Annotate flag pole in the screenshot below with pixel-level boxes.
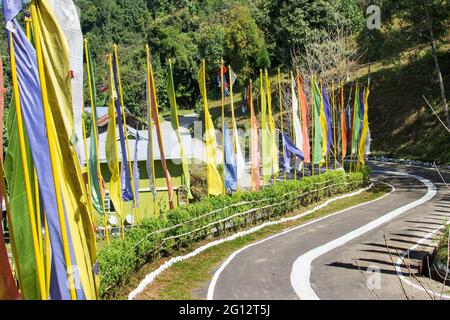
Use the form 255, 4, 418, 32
350, 83, 358, 173
249, 79, 255, 191
259, 70, 265, 188
332, 80, 337, 171
113, 45, 139, 224
229, 65, 239, 191
81, 110, 94, 221
30, 2, 77, 298
8, 32, 47, 300
146, 46, 158, 217
340, 81, 345, 170
311, 75, 315, 176
278, 68, 286, 181
84, 39, 109, 243
220, 59, 226, 193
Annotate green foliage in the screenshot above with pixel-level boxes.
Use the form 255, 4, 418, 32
71, 0, 364, 115
98, 170, 368, 298
250, 0, 364, 67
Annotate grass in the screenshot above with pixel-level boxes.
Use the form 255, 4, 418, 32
115, 182, 390, 300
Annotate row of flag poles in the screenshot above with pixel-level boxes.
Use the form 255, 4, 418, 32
0, 0, 371, 300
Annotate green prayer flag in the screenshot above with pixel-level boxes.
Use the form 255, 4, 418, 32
312, 79, 324, 165
351, 84, 362, 155
4, 99, 40, 300
86, 47, 104, 213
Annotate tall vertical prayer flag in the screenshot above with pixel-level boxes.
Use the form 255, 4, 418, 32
249, 80, 260, 191
282, 133, 304, 174
145, 47, 157, 202
10, 0, 98, 299
351, 84, 362, 155
297, 72, 310, 164
49, 0, 84, 160
228, 66, 245, 182
106, 55, 123, 219
111, 53, 134, 201
358, 87, 370, 164
224, 123, 237, 192
312, 78, 324, 165
85, 41, 104, 214
147, 54, 175, 209
322, 86, 332, 156
291, 74, 303, 171
198, 60, 223, 196
340, 83, 347, 162
261, 70, 272, 184
0, 54, 21, 300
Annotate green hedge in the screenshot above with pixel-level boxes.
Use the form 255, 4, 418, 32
98, 169, 370, 298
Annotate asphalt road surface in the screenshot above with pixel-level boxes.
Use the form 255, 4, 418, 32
207, 162, 450, 300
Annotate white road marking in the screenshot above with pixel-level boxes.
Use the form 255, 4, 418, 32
395, 222, 450, 299
128, 184, 375, 300
207, 182, 394, 300
290, 171, 436, 300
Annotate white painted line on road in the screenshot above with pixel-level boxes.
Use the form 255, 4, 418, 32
128, 184, 376, 300
207, 182, 394, 300
290, 171, 436, 300
395, 221, 450, 299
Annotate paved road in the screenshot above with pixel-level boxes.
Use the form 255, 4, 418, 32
207, 162, 450, 300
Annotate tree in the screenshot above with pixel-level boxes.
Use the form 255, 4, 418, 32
368, 0, 450, 127
223, 5, 270, 83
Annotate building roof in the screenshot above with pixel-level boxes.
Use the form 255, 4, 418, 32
84, 120, 223, 165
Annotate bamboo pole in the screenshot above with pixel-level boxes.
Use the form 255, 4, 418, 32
311, 76, 315, 176
30, 1, 77, 298
249, 80, 255, 191
332, 80, 337, 170
220, 60, 226, 193
9, 32, 47, 300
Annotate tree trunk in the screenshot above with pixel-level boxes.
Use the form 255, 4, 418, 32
426, 11, 450, 128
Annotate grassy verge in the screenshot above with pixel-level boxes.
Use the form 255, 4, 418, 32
116, 182, 390, 300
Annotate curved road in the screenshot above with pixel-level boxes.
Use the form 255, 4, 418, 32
207, 162, 450, 300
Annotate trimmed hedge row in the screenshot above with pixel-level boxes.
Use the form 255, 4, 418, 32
98, 169, 370, 298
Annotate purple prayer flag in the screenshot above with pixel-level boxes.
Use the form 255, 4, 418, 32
322, 86, 332, 156
112, 54, 133, 201
224, 123, 237, 192
282, 132, 304, 174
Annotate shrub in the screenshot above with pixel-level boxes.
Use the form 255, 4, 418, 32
98, 170, 368, 298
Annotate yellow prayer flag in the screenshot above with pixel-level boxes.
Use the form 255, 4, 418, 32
358, 87, 370, 164
106, 55, 123, 217
198, 60, 223, 196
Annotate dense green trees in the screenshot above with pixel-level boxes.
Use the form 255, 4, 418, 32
74, 0, 365, 114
